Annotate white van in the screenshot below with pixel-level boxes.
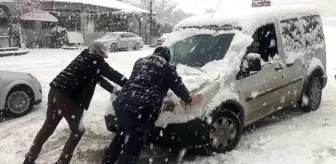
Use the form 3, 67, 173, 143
105, 4, 327, 154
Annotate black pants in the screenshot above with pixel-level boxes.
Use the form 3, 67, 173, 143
24, 88, 85, 164
102, 104, 156, 164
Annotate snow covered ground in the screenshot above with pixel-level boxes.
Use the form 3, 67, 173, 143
0, 26, 336, 164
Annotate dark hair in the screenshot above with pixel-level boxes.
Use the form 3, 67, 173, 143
153, 46, 171, 62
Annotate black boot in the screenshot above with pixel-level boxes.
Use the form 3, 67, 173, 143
23, 153, 37, 164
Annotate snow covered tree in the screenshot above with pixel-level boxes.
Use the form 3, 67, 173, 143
204, 8, 215, 14
12, 0, 42, 19
120, 0, 193, 25
171, 9, 194, 25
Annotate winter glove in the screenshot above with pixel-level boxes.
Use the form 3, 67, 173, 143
112, 87, 121, 96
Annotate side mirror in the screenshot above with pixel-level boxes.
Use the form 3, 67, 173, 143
244, 53, 262, 72
117, 37, 122, 40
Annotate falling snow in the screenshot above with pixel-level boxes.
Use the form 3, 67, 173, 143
302, 94, 310, 106
0, 13, 334, 163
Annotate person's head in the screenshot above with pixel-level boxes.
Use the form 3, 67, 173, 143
88, 41, 108, 58
153, 46, 171, 62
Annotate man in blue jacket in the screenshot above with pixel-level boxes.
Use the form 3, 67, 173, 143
102, 47, 203, 164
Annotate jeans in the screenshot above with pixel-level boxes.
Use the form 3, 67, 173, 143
24, 88, 85, 164
101, 104, 156, 164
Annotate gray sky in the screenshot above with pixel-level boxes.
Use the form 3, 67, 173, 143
176, 0, 220, 15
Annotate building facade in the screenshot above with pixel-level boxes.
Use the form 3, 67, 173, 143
0, 0, 151, 49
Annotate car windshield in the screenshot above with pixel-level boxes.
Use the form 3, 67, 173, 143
169, 33, 235, 67
101, 33, 120, 39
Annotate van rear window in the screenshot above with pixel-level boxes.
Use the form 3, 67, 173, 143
280, 15, 325, 54
301, 15, 325, 51
280, 18, 306, 53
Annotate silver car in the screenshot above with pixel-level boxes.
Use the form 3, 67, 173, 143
96, 32, 144, 52
0, 71, 42, 117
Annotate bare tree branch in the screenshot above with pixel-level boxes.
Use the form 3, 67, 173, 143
121, 0, 192, 25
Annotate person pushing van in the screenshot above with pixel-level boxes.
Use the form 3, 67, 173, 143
101, 46, 203, 164
23, 42, 127, 164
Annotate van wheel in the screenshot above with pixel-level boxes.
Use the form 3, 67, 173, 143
5, 86, 34, 117
302, 77, 322, 112
207, 110, 242, 154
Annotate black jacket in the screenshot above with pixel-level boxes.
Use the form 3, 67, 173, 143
50, 49, 127, 110
115, 55, 192, 114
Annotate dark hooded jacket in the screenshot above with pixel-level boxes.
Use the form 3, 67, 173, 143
50, 49, 127, 110
115, 49, 192, 115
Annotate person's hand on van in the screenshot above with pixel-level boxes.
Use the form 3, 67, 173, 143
191, 94, 204, 105
180, 94, 203, 107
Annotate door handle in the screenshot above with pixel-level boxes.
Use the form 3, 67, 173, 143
275, 64, 283, 71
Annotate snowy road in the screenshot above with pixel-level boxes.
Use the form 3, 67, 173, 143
1, 26, 336, 164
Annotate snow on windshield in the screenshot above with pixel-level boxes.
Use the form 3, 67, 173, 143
170, 33, 235, 68
162, 28, 217, 47
156, 31, 253, 127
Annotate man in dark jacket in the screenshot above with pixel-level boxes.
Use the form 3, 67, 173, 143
23, 42, 128, 164
101, 47, 203, 164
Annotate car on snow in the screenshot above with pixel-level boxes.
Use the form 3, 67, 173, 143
0, 71, 42, 117
95, 32, 144, 52
157, 33, 171, 46
105, 4, 327, 154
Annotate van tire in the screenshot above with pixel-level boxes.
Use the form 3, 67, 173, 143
301, 77, 322, 112
206, 110, 242, 154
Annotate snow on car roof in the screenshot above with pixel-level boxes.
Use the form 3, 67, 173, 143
174, 4, 319, 33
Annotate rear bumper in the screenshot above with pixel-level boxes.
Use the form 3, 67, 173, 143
323, 76, 328, 88
104, 114, 210, 149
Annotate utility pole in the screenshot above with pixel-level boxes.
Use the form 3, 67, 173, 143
52, 0, 55, 12
149, 0, 153, 45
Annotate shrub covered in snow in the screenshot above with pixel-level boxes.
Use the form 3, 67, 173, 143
51, 25, 68, 48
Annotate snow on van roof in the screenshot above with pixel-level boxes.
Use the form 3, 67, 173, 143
174, 4, 319, 33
